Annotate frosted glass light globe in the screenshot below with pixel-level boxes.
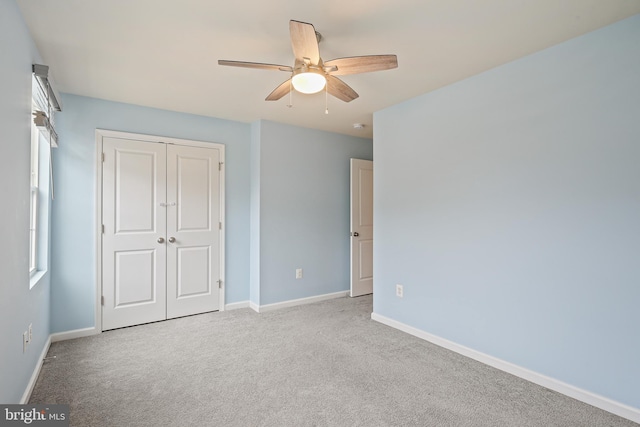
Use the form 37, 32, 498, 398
292, 71, 326, 94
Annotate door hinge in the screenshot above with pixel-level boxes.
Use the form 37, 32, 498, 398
101, 296, 104, 306
219, 222, 222, 230
218, 162, 223, 171
101, 152, 105, 162
217, 279, 223, 289
102, 224, 105, 234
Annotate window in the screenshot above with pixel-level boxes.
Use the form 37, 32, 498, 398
29, 64, 60, 287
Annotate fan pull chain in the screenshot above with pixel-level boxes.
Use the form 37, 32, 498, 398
325, 84, 329, 115
287, 80, 293, 108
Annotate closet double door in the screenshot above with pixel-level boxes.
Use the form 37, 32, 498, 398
101, 136, 222, 331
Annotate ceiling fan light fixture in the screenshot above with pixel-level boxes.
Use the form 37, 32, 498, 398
291, 70, 326, 94
218, 20, 397, 103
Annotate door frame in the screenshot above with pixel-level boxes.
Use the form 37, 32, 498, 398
95, 129, 226, 332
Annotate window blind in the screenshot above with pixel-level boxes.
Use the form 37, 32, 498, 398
32, 64, 61, 147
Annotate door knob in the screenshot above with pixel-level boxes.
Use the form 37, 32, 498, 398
168, 237, 176, 243
157, 237, 165, 244
352, 232, 359, 237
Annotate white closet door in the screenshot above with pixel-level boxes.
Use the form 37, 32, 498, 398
102, 137, 167, 331
166, 144, 221, 319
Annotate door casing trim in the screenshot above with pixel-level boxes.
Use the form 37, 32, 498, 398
95, 129, 226, 332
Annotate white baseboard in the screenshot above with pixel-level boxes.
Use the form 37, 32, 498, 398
249, 301, 260, 313
20, 335, 51, 404
225, 301, 250, 310
21, 327, 97, 404
51, 327, 98, 343
371, 312, 640, 424
252, 291, 349, 313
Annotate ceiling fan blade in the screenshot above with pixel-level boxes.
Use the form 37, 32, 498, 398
326, 75, 359, 102
265, 79, 292, 101
218, 60, 292, 72
324, 55, 398, 76
289, 20, 320, 64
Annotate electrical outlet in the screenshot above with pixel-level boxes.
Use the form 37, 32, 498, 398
23, 331, 29, 353
396, 284, 403, 298
295, 268, 303, 279
28, 323, 33, 342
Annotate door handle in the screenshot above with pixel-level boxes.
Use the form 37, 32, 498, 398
157, 237, 165, 244
168, 237, 176, 243
352, 232, 359, 237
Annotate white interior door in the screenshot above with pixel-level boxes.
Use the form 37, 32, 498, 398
102, 137, 167, 330
101, 135, 223, 331
166, 144, 221, 319
350, 159, 374, 297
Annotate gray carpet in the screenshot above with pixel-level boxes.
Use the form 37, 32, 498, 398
30, 296, 636, 427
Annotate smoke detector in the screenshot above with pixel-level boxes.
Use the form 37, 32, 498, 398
353, 123, 365, 130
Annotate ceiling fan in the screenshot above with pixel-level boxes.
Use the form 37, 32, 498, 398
218, 20, 398, 103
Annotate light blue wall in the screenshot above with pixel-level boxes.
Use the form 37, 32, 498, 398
51, 94, 251, 332
249, 121, 261, 305
252, 120, 373, 305
0, 0, 52, 403
373, 15, 640, 408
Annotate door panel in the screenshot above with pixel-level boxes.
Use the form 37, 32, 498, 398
166, 144, 221, 319
350, 159, 374, 297
177, 246, 211, 297
358, 240, 374, 280
114, 249, 156, 306
358, 168, 374, 227
176, 156, 211, 231
114, 151, 157, 233
102, 137, 167, 330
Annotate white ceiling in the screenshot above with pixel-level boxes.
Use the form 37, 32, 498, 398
17, 0, 640, 138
